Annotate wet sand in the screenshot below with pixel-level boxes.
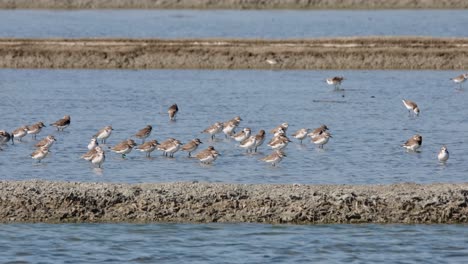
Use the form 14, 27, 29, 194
1, 180, 467, 224
0, 0, 467, 9
0, 37, 467, 70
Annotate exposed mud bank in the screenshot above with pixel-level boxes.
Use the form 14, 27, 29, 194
1, 181, 467, 224
0, 37, 467, 70
0, 0, 467, 9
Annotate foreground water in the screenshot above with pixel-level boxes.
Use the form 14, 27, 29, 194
0, 69, 467, 184
0, 223, 466, 263
0, 10, 467, 38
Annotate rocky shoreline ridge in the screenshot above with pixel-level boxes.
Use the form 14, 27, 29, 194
0, 0, 467, 9
1, 37, 467, 70
1, 180, 467, 224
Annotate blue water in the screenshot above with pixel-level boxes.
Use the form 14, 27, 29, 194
0, 223, 467, 263
0, 69, 467, 185
0, 10, 466, 38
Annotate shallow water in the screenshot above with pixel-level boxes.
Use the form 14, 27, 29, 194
0, 10, 467, 38
0, 69, 466, 184
0, 223, 467, 263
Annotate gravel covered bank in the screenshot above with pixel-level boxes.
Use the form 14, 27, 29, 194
0, 0, 467, 9
1, 37, 467, 70
1, 181, 467, 224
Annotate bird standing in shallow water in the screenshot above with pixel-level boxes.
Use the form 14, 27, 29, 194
402, 134, 422, 152
261, 150, 286, 166
402, 99, 420, 117
168, 104, 179, 121
94, 126, 113, 144
111, 139, 137, 158
195, 146, 219, 164
438, 145, 449, 163
135, 125, 152, 143
450, 73, 468, 90
50, 115, 71, 131
181, 138, 203, 157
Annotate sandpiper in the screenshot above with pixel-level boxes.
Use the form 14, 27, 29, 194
438, 145, 449, 163
157, 138, 182, 158
240, 135, 257, 153
81, 147, 98, 161
87, 137, 99, 150
261, 150, 286, 166
222, 116, 242, 138
168, 103, 179, 121
31, 146, 50, 163
135, 125, 152, 143
312, 131, 332, 148
402, 99, 420, 116
326, 76, 344, 90
157, 138, 176, 156
195, 146, 219, 164
450, 73, 468, 89
0, 130, 12, 144
50, 115, 71, 131
268, 135, 291, 150
136, 139, 159, 157
402, 134, 422, 152
270, 123, 289, 135
11, 126, 28, 142
35, 135, 56, 148
292, 128, 310, 144
308, 125, 329, 140
181, 138, 203, 157
94, 126, 113, 144
90, 146, 105, 168
26, 122, 46, 139
111, 139, 137, 158
254, 130, 266, 152
202, 122, 224, 140
232, 127, 251, 142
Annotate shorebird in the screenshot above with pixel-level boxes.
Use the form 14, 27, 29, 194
223, 116, 242, 138
268, 135, 291, 150
157, 138, 182, 158
181, 138, 203, 157
136, 139, 159, 158
87, 137, 99, 150
90, 146, 105, 168
292, 128, 310, 144
202, 122, 224, 140
312, 131, 332, 148
402, 99, 420, 116
81, 147, 98, 161
195, 146, 219, 164
254, 130, 266, 152
232, 127, 251, 142
326, 76, 345, 90
308, 125, 329, 140
450, 73, 468, 89
168, 104, 179, 121
31, 146, 50, 163
270, 123, 289, 135
11, 126, 28, 143
0, 130, 12, 144
438, 145, 449, 163
402, 134, 422, 152
111, 139, 137, 158
50, 115, 71, 131
35, 135, 56, 148
261, 150, 286, 166
135, 125, 152, 143
26, 122, 46, 139
240, 136, 257, 153
94, 126, 113, 144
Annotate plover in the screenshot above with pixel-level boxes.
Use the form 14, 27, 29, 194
157, 138, 176, 156
438, 145, 449, 162
35, 135, 56, 148
181, 138, 203, 157
111, 139, 137, 158
87, 137, 99, 150
261, 150, 286, 166
94, 126, 113, 144
402, 134, 422, 152
50, 115, 71, 131
136, 139, 159, 157
326, 76, 344, 90
254, 129, 266, 152
450, 73, 468, 89
0, 130, 12, 144
402, 99, 420, 116
31, 146, 50, 163
270, 123, 289, 135
312, 131, 332, 148
308, 125, 329, 140
268, 135, 291, 150
222, 116, 242, 138
168, 103, 179, 121
195, 146, 219, 164
158, 139, 182, 158
232, 127, 251, 142
202, 122, 224, 140
26, 122, 46, 139
240, 135, 257, 153
11, 126, 28, 142
292, 128, 310, 144
90, 146, 105, 168
135, 125, 152, 143
81, 147, 98, 161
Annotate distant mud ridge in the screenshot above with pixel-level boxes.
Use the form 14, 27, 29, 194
0, 0, 467, 9
0, 37, 467, 70
1, 181, 468, 224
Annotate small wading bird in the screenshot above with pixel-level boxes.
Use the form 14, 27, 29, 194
402, 134, 422, 152
312, 131, 332, 149
87, 137, 99, 150
181, 138, 203, 157
157, 138, 182, 158
35, 135, 56, 148
26, 122, 46, 140
50, 115, 71, 131
450, 73, 468, 90
135, 125, 152, 143
326, 76, 345, 90
308, 124, 329, 140
402, 99, 420, 117
94, 126, 113, 144
11, 126, 28, 143
202, 122, 223, 140
261, 150, 286, 166
254, 130, 266, 152
31, 146, 50, 163
195, 146, 219, 164
82, 146, 105, 168
136, 139, 159, 158
168, 104, 179, 121
111, 139, 137, 158
292, 128, 310, 144
437, 145, 449, 163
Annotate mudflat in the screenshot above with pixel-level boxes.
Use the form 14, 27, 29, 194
0, 37, 467, 70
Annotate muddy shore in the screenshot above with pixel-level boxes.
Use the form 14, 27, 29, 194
1, 180, 467, 224
0, 37, 467, 70
0, 0, 467, 9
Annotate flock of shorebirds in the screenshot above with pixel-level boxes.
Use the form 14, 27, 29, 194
0, 72, 466, 168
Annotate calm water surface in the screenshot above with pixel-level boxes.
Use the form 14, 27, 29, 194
0, 223, 467, 263
0, 10, 467, 38
0, 69, 467, 184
